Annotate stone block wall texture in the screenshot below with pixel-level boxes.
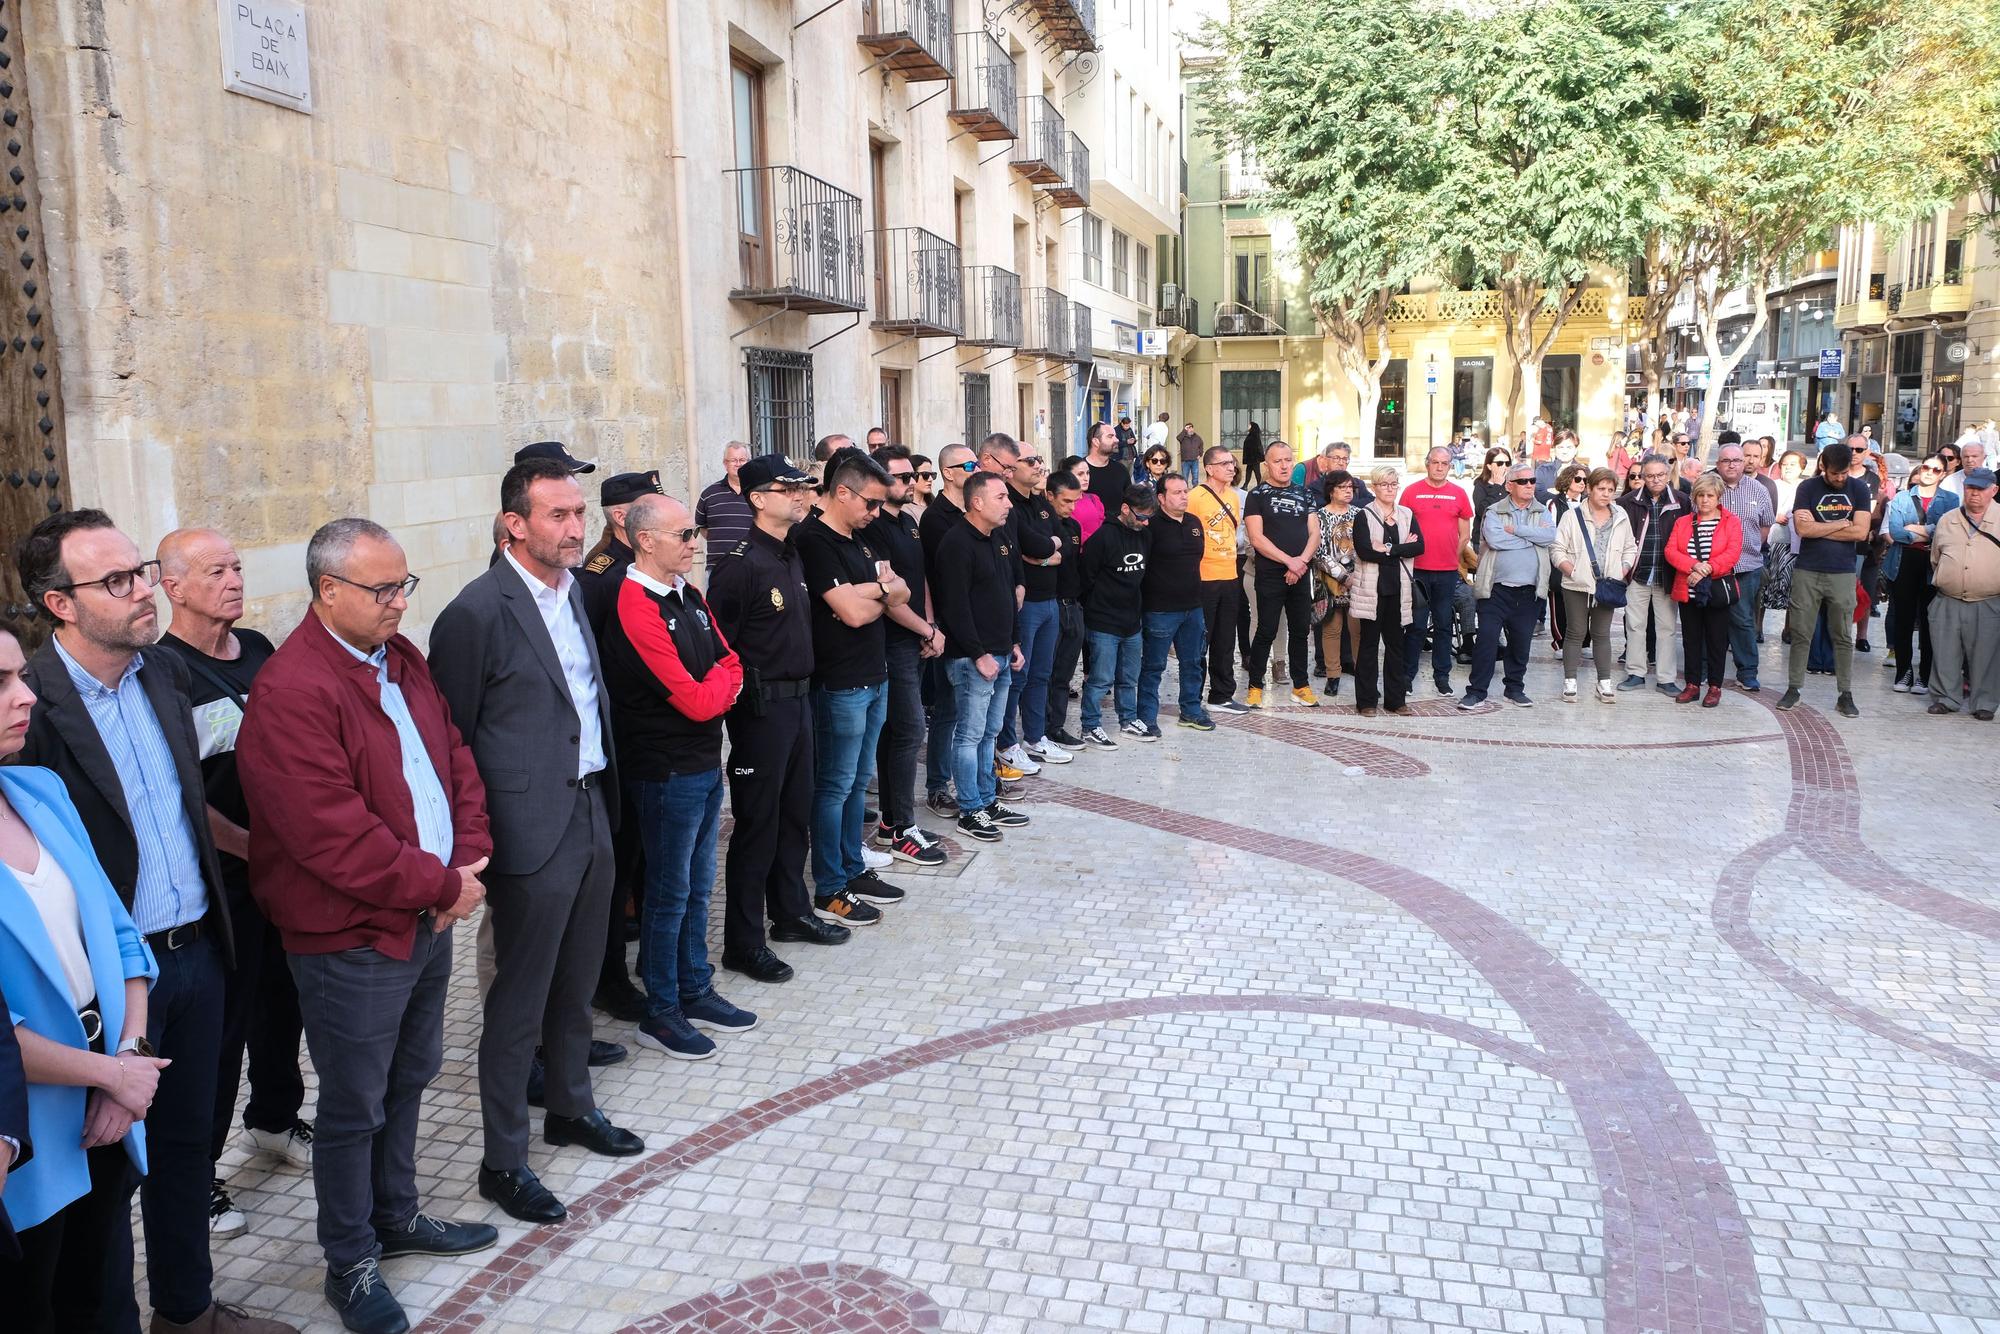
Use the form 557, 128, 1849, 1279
21, 1, 680, 634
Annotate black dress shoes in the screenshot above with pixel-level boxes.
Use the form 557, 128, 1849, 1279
545, 1109, 646, 1157
477, 1163, 566, 1224
376, 1212, 499, 1259
769, 915, 850, 946
588, 1039, 627, 1067
591, 983, 649, 1023
722, 946, 794, 983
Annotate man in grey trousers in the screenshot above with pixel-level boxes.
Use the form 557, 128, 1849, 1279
430, 454, 646, 1228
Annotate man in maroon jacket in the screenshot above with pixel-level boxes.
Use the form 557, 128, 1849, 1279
237, 518, 497, 1334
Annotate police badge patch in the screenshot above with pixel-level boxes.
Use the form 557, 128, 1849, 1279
770, 586, 785, 610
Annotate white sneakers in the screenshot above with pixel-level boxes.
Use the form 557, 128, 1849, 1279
245, 1121, 314, 1170
861, 846, 893, 871
1023, 738, 1073, 765
996, 743, 1043, 776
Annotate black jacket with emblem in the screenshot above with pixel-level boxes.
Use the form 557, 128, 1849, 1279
933, 520, 1018, 659
598, 570, 744, 778
707, 527, 814, 681
577, 536, 635, 636
1080, 518, 1151, 636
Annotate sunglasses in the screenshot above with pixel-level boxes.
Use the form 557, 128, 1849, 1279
888, 469, 916, 481
1507, 477, 1536, 486
916, 470, 935, 480
1018, 456, 1044, 468
640, 526, 700, 543
956, 459, 980, 473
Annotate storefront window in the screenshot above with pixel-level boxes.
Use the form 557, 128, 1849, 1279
1540, 355, 1580, 431
1452, 357, 1493, 445
1375, 360, 1407, 458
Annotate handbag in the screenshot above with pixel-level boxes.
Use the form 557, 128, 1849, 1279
1761, 542, 1794, 610
1573, 508, 1626, 608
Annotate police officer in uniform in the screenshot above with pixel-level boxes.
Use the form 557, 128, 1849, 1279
708, 455, 851, 983
579, 469, 664, 1020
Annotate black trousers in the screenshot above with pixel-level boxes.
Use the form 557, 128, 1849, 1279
875, 637, 924, 831
1888, 550, 1935, 683
1354, 616, 1407, 711
0, 1143, 139, 1333
1045, 599, 1083, 735
211, 880, 305, 1160
1249, 567, 1312, 689
723, 695, 815, 957
1199, 578, 1240, 703
134, 931, 227, 1323
1469, 583, 1540, 699
1679, 600, 1731, 687
598, 781, 647, 997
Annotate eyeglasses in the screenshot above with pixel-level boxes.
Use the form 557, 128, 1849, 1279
326, 572, 421, 605
55, 559, 161, 600
1917, 465, 1941, 474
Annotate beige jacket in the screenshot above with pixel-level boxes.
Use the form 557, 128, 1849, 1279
1348, 502, 1417, 625
1552, 503, 1639, 595
1928, 504, 2000, 602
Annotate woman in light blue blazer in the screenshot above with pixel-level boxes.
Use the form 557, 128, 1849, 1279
0, 617, 164, 1332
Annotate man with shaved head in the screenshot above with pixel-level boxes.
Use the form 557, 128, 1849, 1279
156, 528, 312, 1240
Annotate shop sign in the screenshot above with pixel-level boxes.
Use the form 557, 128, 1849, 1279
1818, 347, 1843, 378
1732, 389, 1789, 441
1138, 329, 1169, 356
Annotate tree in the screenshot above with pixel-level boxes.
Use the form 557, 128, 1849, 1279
1194, 0, 1684, 445
1673, 0, 2000, 457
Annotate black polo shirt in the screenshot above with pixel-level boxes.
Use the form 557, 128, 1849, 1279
707, 525, 814, 681
863, 506, 927, 646
793, 512, 888, 689
934, 521, 1017, 658
919, 492, 964, 568
1142, 511, 1205, 613
578, 535, 636, 635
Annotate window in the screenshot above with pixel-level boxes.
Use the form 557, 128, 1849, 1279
1112, 230, 1130, 297
1136, 244, 1151, 305
746, 348, 814, 463
1220, 370, 1282, 455
963, 372, 991, 445
1081, 214, 1103, 285
1230, 236, 1272, 312
731, 55, 769, 288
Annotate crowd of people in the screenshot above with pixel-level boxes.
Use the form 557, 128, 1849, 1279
0, 414, 1996, 1334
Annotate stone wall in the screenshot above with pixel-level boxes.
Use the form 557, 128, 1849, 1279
22, 1, 680, 635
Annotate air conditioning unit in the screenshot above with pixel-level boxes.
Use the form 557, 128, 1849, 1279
1214, 311, 1248, 335
1161, 282, 1181, 307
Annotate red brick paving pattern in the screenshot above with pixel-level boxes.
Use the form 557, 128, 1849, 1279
612, 1262, 942, 1334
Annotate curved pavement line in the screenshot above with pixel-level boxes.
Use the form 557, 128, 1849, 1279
418, 995, 1565, 1332
1308, 727, 1786, 752
1210, 711, 1430, 777
1711, 833, 2000, 1082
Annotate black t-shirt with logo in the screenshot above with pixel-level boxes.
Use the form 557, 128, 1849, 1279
1243, 483, 1317, 573
862, 507, 927, 646
154, 629, 276, 883
1793, 476, 1874, 574
793, 512, 889, 688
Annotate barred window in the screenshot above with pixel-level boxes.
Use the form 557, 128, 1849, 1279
746, 348, 815, 465
963, 372, 991, 446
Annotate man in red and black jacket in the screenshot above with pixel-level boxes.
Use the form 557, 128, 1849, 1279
597, 493, 754, 1064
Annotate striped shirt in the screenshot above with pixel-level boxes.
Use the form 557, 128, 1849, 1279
50, 637, 208, 934
324, 622, 455, 865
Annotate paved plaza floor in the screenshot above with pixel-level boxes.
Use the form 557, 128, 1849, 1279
180, 636, 1999, 1334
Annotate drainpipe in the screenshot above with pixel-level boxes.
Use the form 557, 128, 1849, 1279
664, 0, 702, 507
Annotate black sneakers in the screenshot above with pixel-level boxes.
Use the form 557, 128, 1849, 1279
814, 889, 882, 926
957, 808, 1003, 842
845, 870, 907, 905
986, 803, 1029, 828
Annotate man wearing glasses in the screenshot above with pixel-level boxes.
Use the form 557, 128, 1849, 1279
1714, 441, 1774, 690
236, 517, 494, 1332
1460, 466, 1554, 709
918, 444, 974, 815
993, 436, 1065, 773
794, 451, 912, 926
1615, 455, 1689, 693
18, 510, 298, 1334
865, 445, 950, 866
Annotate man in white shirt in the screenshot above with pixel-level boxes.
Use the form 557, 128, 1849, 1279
1943, 439, 1988, 500
1143, 411, 1170, 457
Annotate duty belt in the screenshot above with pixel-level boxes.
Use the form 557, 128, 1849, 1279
759, 678, 811, 701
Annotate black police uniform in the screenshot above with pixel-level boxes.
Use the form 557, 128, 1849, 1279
707, 524, 822, 962
578, 536, 636, 638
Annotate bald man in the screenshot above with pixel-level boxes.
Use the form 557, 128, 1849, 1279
154, 529, 312, 1238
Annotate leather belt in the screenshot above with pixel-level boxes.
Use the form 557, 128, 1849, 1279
146, 920, 204, 953
77, 1002, 104, 1050
571, 770, 604, 791
759, 678, 811, 701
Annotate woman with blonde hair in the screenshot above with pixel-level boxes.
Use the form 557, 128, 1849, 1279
1349, 466, 1425, 715
1311, 470, 1360, 697
1552, 468, 1639, 701
1664, 472, 1746, 707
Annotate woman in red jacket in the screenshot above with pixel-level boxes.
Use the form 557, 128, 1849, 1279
1665, 472, 1745, 707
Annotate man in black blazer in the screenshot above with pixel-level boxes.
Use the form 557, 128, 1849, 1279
16, 510, 290, 1333
0, 975, 29, 1261
430, 457, 645, 1226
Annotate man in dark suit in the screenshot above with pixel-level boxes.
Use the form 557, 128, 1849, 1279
0, 974, 29, 1260
430, 457, 645, 1226
16, 509, 291, 1333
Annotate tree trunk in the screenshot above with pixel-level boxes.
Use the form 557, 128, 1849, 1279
1498, 275, 1585, 440
1323, 301, 1391, 459
1694, 269, 1771, 462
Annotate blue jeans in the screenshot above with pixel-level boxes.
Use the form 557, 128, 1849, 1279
1138, 608, 1208, 725
811, 682, 887, 895
635, 769, 722, 1020
1180, 460, 1200, 487
1727, 566, 1763, 681
1005, 597, 1061, 747
1405, 568, 1463, 690
947, 657, 1010, 813
1081, 629, 1141, 731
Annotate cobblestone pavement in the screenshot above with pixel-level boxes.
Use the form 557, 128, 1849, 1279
175, 636, 1999, 1334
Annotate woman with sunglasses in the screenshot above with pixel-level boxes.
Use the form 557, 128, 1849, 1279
1937, 443, 1961, 476
1471, 447, 1515, 546
1137, 447, 1172, 489
1545, 463, 1592, 657
907, 454, 935, 516
1883, 453, 1957, 693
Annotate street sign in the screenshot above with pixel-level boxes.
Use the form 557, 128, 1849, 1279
1138, 329, 1168, 356
1424, 368, 1438, 395
1818, 347, 1843, 378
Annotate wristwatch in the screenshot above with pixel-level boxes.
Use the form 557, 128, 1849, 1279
117, 1036, 157, 1058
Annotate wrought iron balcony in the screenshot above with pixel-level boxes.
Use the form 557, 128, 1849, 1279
1156, 295, 1195, 330
1021, 287, 1073, 359
1212, 299, 1287, 336
871, 227, 963, 337
1010, 96, 1066, 185
1046, 132, 1089, 208
947, 31, 1017, 141
1069, 299, 1094, 363
1023, 0, 1096, 53
961, 265, 1023, 348
859, 0, 953, 82
726, 165, 867, 314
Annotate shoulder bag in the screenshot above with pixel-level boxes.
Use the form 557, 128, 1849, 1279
1574, 508, 1627, 608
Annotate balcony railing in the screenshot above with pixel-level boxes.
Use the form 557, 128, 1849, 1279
726, 165, 867, 314
1023, 0, 1096, 53
1069, 300, 1093, 363
1021, 287, 1072, 358
1011, 96, 1066, 184
1212, 299, 1286, 336
961, 265, 1022, 348
859, 0, 953, 82
1046, 132, 1089, 208
1157, 295, 1196, 330
871, 227, 963, 337
1221, 165, 1269, 199
947, 31, 1017, 141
